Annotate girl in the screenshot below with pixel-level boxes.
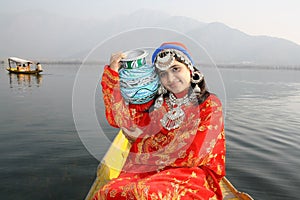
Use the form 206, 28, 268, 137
95, 42, 225, 200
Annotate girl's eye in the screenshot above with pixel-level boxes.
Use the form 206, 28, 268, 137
172, 66, 180, 72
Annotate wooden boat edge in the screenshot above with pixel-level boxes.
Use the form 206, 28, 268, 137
6, 67, 43, 74
220, 177, 254, 200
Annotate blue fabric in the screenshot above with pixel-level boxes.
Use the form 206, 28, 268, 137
151, 44, 194, 65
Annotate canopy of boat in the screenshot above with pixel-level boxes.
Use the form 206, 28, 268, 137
8, 57, 34, 64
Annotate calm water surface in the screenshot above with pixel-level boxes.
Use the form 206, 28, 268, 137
0, 63, 299, 199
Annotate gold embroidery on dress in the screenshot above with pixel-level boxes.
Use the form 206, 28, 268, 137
149, 177, 199, 200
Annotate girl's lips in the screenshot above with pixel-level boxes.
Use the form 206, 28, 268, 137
168, 83, 176, 89
169, 80, 180, 88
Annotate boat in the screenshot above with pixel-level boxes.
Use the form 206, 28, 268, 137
6, 57, 43, 74
85, 130, 254, 200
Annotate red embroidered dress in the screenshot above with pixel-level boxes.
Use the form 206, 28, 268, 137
94, 66, 226, 200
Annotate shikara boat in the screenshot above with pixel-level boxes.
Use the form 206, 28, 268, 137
85, 130, 254, 200
6, 57, 43, 74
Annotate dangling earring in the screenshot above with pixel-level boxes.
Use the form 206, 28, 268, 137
154, 85, 167, 109
191, 71, 204, 93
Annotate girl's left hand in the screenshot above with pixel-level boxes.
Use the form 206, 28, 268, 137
122, 127, 143, 143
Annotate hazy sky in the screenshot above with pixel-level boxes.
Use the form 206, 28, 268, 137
1, 0, 300, 45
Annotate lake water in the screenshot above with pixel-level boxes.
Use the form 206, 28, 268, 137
0, 63, 300, 200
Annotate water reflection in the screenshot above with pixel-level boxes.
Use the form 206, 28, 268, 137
8, 73, 42, 88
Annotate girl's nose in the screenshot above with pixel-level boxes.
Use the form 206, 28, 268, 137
166, 73, 174, 83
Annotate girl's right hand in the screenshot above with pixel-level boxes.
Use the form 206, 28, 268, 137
109, 52, 126, 72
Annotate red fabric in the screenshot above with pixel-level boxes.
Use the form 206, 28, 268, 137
101, 65, 153, 129
96, 66, 226, 200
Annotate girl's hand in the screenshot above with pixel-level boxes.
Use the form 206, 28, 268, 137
109, 52, 126, 72
122, 127, 143, 143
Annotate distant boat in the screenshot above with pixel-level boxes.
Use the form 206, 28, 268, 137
85, 130, 254, 200
6, 57, 43, 74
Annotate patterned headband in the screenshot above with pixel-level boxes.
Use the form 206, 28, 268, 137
152, 43, 194, 71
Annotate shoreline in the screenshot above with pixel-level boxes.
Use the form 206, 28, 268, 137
1, 59, 300, 70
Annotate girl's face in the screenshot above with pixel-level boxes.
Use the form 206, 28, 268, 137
158, 60, 191, 95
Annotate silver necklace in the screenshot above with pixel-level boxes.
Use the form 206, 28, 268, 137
160, 93, 190, 130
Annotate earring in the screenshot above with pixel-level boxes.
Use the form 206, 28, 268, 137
160, 85, 167, 94
191, 71, 204, 93
154, 85, 167, 109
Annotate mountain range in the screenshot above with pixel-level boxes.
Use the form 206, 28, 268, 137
1, 9, 300, 66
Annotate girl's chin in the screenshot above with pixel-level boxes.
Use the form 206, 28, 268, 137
170, 88, 189, 96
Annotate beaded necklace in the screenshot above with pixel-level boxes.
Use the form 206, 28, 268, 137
161, 93, 191, 130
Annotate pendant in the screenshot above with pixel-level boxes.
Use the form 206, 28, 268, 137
161, 106, 185, 130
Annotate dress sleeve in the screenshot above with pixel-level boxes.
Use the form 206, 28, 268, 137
101, 65, 153, 129
198, 94, 226, 180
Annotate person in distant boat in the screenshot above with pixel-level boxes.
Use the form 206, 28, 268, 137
17, 64, 26, 72
36, 62, 42, 71
94, 42, 226, 200
17, 64, 21, 71
26, 63, 31, 71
